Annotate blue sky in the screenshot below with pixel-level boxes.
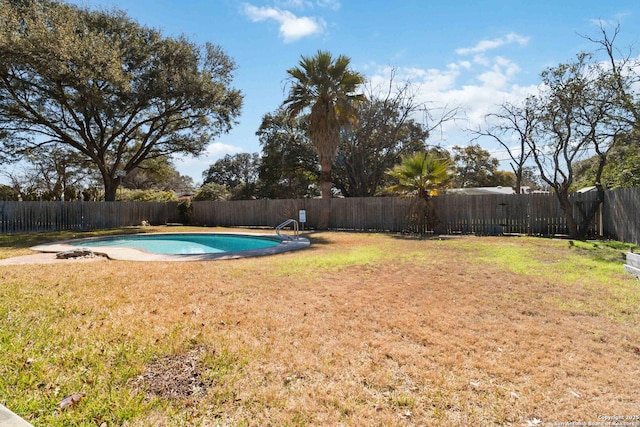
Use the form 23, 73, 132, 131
62, 0, 640, 184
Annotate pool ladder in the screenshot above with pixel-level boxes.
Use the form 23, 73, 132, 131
276, 219, 299, 240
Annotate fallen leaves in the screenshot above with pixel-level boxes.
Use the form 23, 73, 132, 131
59, 392, 85, 411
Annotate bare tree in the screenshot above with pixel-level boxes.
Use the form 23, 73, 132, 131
334, 68, 460, 197
529, 51, 631, 238
472, 97, 539, 193
584, 23, 640, 129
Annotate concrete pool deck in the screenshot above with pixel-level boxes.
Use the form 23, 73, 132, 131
0, 252, 110, 265
0, 404, 33, 427
24, 232, 310, 262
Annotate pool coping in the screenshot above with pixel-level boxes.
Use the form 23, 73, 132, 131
0, 404, 33, 427
30, 232, 310, 262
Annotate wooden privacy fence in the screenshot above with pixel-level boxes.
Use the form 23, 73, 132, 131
191, 192, 604, 237
0, 201, 178, 233
432, 192, 600, 236
1, 189, 638, 244
192, 197, 414, 231
602, 188, 640, 245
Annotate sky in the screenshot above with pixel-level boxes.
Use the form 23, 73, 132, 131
55, 0, 640, 184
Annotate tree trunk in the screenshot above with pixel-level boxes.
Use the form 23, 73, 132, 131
514, 169, 522, 194
317, 170, 332, 230
554, 184, 605, 240
555, 189, 579, 238
576, 185, 604, 238
104, 177, 118, 202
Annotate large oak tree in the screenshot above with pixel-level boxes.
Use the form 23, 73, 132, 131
0, 0, 242, 200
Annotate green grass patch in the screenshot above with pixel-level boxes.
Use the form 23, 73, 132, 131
274, 235, 390, 276
459, 237, 632, 280
568, 239, 638, 263
0, 296, 153, 425
299, 245, 386, 269
448, 236, 640, 322
0, 269, 241, 426
447, 237, 554, 276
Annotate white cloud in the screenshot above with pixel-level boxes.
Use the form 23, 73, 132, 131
316, 0, 341, 10
456, 33, 530, 56
368, 64, 461, 94
472, 54, 491, 67
202, 142, 245, 158
476, 57, 522, 90
589, 14, 630, 29
276, 0, 310, 8
275, 0, 341, 10
366, 56, 539, 144
242, 3, 326, 42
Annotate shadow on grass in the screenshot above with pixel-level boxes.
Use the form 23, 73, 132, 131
389, 232, 472, 242
300, 229, 465, 246
300, 229, 407, 247
299, 231, 332, 247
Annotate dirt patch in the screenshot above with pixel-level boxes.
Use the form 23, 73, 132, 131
131, 347, 211, 401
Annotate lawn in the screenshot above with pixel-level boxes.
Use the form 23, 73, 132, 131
1, 227, 639, 426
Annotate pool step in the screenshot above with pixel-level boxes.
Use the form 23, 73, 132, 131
624, 252, 640, 279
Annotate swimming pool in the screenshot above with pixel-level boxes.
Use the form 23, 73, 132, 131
31, 232, 310, 261
70, 233, 281, 255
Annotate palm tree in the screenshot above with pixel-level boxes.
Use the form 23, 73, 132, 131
386, 152, 453, 235
282, 50, 365, 230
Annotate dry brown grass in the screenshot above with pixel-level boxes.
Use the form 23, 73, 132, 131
1, 229, 639, 426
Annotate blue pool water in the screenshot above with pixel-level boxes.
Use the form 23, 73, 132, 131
70, 233, 280, 255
